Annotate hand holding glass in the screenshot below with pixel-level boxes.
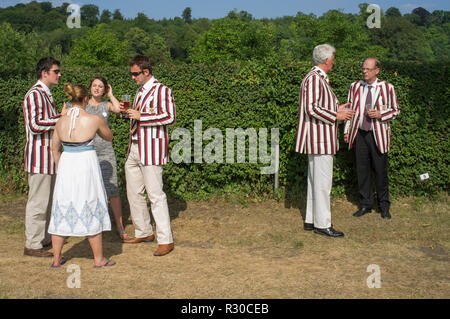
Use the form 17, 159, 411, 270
121, 95, 131, 119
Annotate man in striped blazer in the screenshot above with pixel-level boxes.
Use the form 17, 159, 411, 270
344, 58, 400, 219
295, 44, 354, 238
23, 57, 63, 257
121, 55, 175, 256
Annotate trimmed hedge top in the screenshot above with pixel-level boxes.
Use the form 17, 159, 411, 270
0, 58, 448, 199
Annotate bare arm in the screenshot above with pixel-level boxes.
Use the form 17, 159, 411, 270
107, 84, 121, 114
96, 116, 113, 142
51, 126, 62, 170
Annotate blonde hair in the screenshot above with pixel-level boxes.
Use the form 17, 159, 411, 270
64, 83, 89, 104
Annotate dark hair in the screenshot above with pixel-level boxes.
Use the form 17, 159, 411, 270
64, 83, 89, 104
89, 76, 109, 96
36, 57, 60, 80
128, 55, 152, 74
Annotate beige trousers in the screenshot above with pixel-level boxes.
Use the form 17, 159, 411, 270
125, 143, 173, 244
305, 155, 333, 229
25, 173, 55, 249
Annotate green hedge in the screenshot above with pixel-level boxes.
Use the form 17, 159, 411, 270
0, 59, 448, 200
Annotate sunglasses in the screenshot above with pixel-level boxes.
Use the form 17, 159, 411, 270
130, 69, 149, 77
49, 69, 61, 74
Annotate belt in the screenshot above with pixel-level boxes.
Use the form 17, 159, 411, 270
63, 145, 95, 152
132, 140, 138, 144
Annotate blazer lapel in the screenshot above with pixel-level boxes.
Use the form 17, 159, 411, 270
373, 81, 385, 110
138, 83, 158, 112
353, 81, 364, 111
351, 82, 364, 124
373, 83, 382, 107
36, 85, 57, 115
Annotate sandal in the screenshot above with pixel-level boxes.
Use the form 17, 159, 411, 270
93, 259, 116, 268
50, 258, 67, 268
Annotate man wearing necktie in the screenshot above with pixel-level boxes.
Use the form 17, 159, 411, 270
294, 44, 355, 237
120, 55, 175, 256
23, 57, 65, 257
344, 58, 400, 219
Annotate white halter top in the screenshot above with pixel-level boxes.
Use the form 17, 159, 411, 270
67, 106, 80, 137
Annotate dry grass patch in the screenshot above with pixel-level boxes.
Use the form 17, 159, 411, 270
0, 194, 448, 298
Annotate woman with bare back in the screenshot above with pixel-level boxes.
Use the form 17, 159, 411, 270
48, 83, 116, 268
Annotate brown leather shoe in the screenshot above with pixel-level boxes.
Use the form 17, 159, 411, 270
153, 243, 174, 256
123, 234, 155, 244
24, 247, 53, 257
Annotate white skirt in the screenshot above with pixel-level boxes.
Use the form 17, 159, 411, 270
48, 148, 111, 236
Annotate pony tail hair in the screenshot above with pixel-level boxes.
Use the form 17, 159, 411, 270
64, 83, 75, 101
64, 83, 88, 103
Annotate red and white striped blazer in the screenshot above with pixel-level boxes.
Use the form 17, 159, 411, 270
22, 81, 61, 174
294, 66, 340, 155
344, 80, 400, 154
127, 78, 176, 166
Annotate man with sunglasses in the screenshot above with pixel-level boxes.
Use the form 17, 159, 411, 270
344, 58, 400, 220
23, 57, 66, 257
120, 55, 175, 256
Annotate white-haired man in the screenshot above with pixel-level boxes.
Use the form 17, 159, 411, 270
294, 44, 354, 237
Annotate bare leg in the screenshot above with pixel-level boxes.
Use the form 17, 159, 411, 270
51, 235, 65, 266
110, 196, 128, 239
87, 233, 107, 266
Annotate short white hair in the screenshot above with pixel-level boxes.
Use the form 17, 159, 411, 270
312, 44, 335, 66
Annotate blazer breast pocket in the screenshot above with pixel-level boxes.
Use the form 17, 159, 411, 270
143, 97, 156, 114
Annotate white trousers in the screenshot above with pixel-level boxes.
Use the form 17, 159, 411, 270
305, 155, 333, 229
25, 173, 55, 249
125, 143, 173, 244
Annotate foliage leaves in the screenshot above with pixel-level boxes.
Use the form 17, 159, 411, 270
66, 24, 130, 67
0, 59, 448, 199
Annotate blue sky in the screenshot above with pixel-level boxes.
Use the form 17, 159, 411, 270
1, 0, 449, 19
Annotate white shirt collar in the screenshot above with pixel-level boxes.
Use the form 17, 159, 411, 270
364, 78, 379, 88
142, 76, 156, 92
37, 80, 52, 96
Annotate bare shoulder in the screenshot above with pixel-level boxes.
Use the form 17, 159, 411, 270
74, 110, 102, 128
55, 117, 63, 129
90, 113, 105, 125
81, 109, 101, 119
56, 113, 70, 125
